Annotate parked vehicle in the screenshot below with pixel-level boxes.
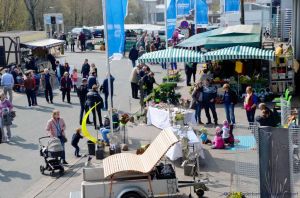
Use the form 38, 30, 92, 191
92, 28, 103, 38
70, 163, 207, 198
71, 28, 93, 40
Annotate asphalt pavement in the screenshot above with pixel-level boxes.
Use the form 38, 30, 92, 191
0, 51, 167, 198
0, 51, 273, 198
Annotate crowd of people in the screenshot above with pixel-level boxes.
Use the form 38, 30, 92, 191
53, 31, 88, 53
129, 64, 158, 100
129, 32, 166, 68
0, 57, 118, 165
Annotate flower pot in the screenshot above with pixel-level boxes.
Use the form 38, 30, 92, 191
175, 120, 184, 126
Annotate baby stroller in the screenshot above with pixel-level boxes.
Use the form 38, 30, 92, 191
39, 136, 65, 176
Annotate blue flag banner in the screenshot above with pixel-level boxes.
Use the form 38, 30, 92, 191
106, 0, 128, 58
167, 0, 177, 40
190, 0, 195, 11
224, 0, 240, 12
177, 0, 191, 17
196, 0, 208, 25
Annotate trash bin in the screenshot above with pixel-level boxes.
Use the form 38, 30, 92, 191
96, 146, 104, 160
87, 140, 95, 155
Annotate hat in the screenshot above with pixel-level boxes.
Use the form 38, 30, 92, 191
82, 78, 87, 82
104, 115, 109, 119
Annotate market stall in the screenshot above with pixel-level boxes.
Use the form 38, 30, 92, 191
20, 38, 65, 72
138, 48, 203, 64
177, 24, 261, 49
201, 45, 276, 100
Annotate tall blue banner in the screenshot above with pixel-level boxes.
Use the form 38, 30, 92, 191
106, 0, 128, 57
190, 0, 194, 11
224, 0, 240, 12
196, 0, 208, 25
167, 0, 177, 40
177, 0, 191, 17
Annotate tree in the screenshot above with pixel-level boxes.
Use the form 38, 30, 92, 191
125, 0, 145, 24
0, 0, 27, 31
24, 0, 40, 30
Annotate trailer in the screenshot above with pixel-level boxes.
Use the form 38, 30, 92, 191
70, 129, 208, 198
0, 31, 64, 70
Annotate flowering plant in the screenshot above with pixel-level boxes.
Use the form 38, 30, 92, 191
120, 114, 130, 125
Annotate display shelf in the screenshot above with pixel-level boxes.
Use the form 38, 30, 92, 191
270, 55, 294, 95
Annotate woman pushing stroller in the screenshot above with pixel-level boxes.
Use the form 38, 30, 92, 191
45, 110, 68, 164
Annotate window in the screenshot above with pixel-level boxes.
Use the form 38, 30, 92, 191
156, 13, 164, 22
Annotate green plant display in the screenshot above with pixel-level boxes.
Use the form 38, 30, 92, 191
175, 113, 184, 121
143, 82, 180, 105
162, 73, 181, 82
226, 192, 246, 198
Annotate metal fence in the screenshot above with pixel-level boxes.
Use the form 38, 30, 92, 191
233, 123, 300, 197
289, 127, 300, 197
233, 123, 260, 198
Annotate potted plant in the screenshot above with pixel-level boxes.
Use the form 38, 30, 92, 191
226, 192, 246, 198
174, 112, 184, 126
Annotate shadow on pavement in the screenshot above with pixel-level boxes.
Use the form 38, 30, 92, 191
13, 105, 29, 110
0, 153, 15, 161
9, 136, 39, 150
53, 103, 73, 108
34, 108, 54, 113
0, 169, 31, 182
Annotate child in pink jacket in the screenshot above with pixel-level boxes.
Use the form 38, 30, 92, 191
211, 127, 225, 149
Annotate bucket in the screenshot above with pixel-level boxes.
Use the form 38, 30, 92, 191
87, 140, 95, 155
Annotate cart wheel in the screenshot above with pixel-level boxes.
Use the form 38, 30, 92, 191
40, 165, 45, 175
195, 189, 204, 198
59, 167, 64, 175
121, 192, 143, 198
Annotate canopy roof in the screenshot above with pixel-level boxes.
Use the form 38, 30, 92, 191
204, 46, 275, 61
20, 39, 65, 49
138, 46, 274, 64
138, 48, 203, 63
177, 25, 261, 49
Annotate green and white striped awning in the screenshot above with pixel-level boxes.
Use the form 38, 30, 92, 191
204, 46, 275, 61
138, 48, 203, 63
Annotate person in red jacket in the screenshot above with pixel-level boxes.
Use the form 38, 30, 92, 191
60, 72, 72, 104
24, 72, 36, 108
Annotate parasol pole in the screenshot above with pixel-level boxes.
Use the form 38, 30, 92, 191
101, 0, 114, 134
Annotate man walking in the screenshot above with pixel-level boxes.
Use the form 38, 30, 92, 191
129, 45, 139, 67
55, 60, 65, 85
184, 63, 193, 86
79, 32, 86, 52
202, 79, 218, 125
24, 72, 35, 108
60, 72, 72, 104
86, 85, 104, 129
1, 69, 14, 103
77, 78, 92, 125
41, 69, 54, 104
87, 71, 98, 90
130, 65, 141, 99
81, 59, 90, 79
102, 73, 115, 110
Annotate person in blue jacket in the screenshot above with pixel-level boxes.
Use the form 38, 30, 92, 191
202, 79, 218, 125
